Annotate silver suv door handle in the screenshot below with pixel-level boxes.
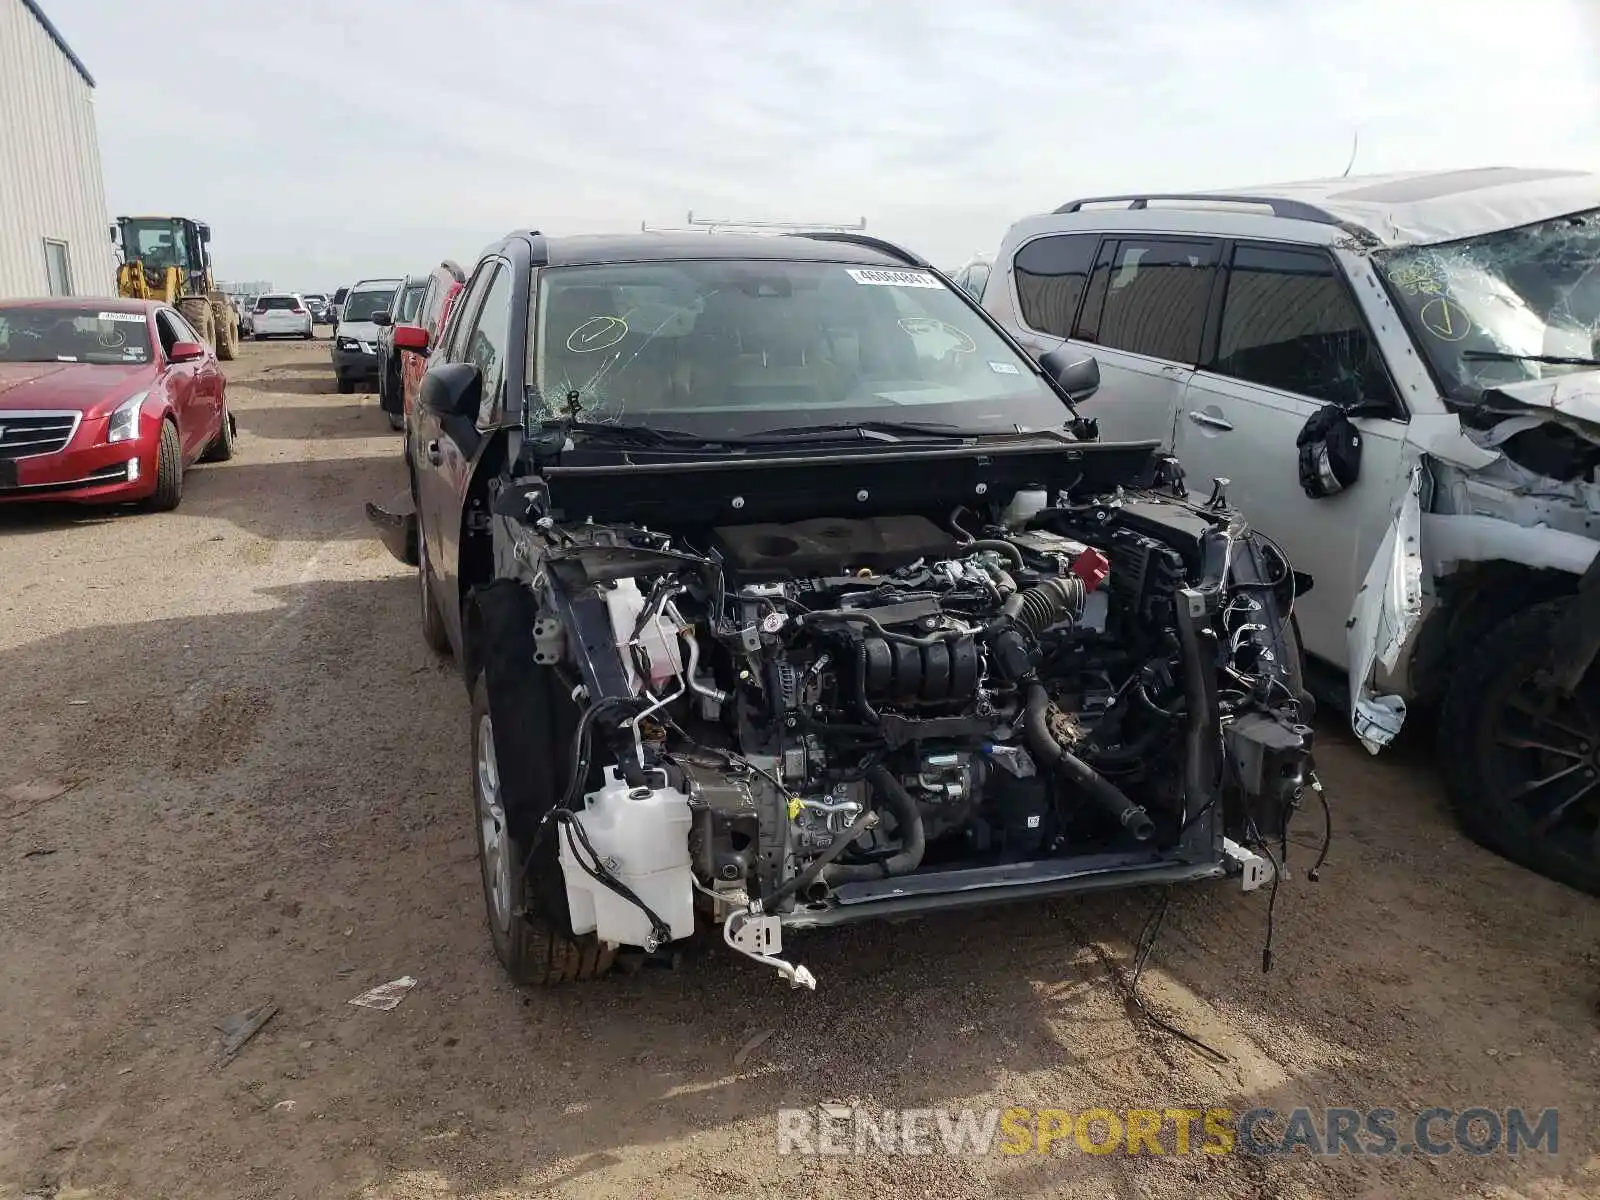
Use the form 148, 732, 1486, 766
426, 439, 443, 466
1188, 410, 1234, 432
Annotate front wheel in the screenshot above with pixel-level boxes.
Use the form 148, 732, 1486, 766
336, 374, 355, 395
1439, 599, 1600, 894
142, 419, 183, 511
470, 673, 615, 985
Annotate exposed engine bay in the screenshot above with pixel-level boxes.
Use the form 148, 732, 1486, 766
482, 448, 1315, 989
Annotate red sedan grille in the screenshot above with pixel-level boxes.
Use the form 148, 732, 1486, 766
0, 412, 79, 460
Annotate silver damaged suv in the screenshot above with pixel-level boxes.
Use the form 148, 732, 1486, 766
982, 167, 1600, 894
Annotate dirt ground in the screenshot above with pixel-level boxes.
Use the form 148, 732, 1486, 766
1, 338, 1597, 1200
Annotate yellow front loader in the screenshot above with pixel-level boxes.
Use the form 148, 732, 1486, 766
112, 216, 238, 361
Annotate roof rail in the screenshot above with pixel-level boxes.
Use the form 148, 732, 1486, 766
1052, 193, 1345, 226
785, 231, 931, 269
520, 230, 547, 267
439, 259, 466, 283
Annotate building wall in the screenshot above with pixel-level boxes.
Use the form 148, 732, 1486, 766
0, 0, 116, 298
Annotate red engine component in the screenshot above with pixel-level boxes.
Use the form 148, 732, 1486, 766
1071, 546, 1111, 591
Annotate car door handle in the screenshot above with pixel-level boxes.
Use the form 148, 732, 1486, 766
1188, 410, 1234, 432
426, 439, 443, 466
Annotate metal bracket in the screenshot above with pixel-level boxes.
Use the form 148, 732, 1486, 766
1222, 837, 1275, 892
723, 911, 817, 989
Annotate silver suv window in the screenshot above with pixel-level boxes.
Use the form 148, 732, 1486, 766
1079, 238, 1218, 364
1013, 235, 1097, 338
1209, 244, 1399, 411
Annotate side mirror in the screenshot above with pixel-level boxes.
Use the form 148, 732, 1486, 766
1038, 349, 1101, 404
169, 340, 206, 363
394, 324, 429, 354
420, 362, 482, 419
371, 310, 392, 327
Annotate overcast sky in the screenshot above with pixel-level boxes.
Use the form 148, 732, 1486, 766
46, 0, 1600, 290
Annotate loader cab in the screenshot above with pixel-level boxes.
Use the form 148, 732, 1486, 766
114, 217, 212, 291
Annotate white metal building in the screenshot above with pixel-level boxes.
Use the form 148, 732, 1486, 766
0, 0, 116, 298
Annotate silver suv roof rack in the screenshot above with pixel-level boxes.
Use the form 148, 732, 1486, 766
1052, 192, 1343, 225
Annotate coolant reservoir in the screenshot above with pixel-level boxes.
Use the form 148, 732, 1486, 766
559, 766, 696, 948
603, 577, 684, 693
1003, 489, 1049, 528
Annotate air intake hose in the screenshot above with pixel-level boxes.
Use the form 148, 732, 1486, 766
1002, 576, 1086, 635
820, 765, 928, 884
1023, 682, 1155, 842
988, 576, 1089, 681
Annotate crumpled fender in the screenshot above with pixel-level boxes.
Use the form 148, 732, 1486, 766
1346, 470, 1600, 754
365, 489, 418, 567
1421, 513, 1600, 577
1348, 466, 1424, 753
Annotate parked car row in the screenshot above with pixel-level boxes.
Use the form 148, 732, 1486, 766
321, 264, 469, 412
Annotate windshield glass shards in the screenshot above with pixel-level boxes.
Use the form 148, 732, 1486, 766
529, 259, 1070, 439
1377, 208, 1600, 401
0, 307, 152, 365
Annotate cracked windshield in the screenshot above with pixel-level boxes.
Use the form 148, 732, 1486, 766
1377, 208, 1600, 398
531, 260, 1066, 435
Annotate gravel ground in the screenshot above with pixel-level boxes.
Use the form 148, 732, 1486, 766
1, 338, 1597, 1200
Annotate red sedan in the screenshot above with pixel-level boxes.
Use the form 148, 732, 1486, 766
0, 298, 234, 510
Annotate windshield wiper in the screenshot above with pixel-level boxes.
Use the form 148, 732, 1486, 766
1461, 350, 1600, 368
546, 421, 728, 449
730, 420, 978, 445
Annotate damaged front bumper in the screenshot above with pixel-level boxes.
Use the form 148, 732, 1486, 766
774, 853, 1233, 930
366, 490, 419, 567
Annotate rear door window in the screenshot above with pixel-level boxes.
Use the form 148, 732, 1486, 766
1013, 234, 1099, 338
1211, 243, 1399, 411
1076, 238, 1220, 364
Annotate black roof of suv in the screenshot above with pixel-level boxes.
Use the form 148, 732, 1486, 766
497, 229, 932, 270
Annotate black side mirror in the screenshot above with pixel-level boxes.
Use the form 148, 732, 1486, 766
371, 311, 392, 327
420, 362, 482, 420
1038, 349, 1101, 404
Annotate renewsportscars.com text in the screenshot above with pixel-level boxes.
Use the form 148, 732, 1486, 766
776, 1105, 1559, 1158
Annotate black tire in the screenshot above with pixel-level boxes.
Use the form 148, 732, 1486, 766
301, 331, 313, 340
1283, 614, 1313, 720
1439, 598, 1600, 895
143, 419, 183, 512
336, 375, 355, 395
199, 402, 236, 463
387, 410, 404, 431
253, 333, 265, 342
417, 533, 452, 656
470, 673, 615, 985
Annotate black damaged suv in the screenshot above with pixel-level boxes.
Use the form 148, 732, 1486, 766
370, 230, 1315, 989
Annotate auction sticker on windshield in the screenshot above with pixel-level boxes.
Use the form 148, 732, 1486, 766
98, 312, 147, 323
846, 268, 942, 289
